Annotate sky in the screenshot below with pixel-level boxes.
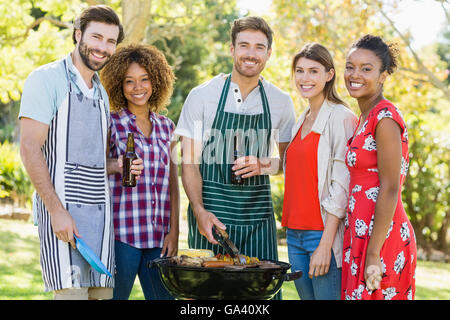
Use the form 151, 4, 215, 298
237, 0, 448, 49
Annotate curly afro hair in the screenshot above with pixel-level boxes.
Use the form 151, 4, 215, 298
100, 43, 175, 113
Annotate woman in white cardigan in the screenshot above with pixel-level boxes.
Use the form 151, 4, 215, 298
282, 43, 357, 300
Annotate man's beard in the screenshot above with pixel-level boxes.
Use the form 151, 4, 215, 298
234, 57, 265, 79
78, 38, 110, 71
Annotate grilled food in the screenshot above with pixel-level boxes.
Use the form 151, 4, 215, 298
170, 252, 261, 268
202, 260, 234, 268
215, 253, 260, 265
177, 248, 215, 258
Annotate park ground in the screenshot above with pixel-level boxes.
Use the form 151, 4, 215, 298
0, 218, 449, 300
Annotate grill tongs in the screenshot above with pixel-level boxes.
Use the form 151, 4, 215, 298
213, 226, 247, 265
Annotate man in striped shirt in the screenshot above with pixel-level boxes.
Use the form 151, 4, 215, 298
19, 5, 142, 300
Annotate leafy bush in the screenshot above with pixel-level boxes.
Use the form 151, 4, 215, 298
271, 175, 287, 240
270, 115, 450, 252
403, 115, 449, 251
0, 141, 33, 207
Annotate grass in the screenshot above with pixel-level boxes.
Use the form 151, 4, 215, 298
1, 218, 448, 300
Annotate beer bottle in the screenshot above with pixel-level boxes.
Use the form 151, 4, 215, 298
231, 134, 244, 185
122, 133, 138, 187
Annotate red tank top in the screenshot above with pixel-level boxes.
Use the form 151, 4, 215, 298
282, 125, 324, 230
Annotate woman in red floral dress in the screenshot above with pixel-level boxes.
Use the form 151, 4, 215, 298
341, 35, 416, 300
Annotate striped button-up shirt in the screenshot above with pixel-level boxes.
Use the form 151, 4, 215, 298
109, 108, 175, 249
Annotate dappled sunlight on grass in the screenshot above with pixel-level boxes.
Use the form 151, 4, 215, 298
0, 219, 51, 300
414, 260, 450, 300
1, 218, 448, 300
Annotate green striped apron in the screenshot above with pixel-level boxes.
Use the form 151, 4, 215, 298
187, 75, 278, 263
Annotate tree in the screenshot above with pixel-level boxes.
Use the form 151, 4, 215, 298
436, 28, 450, 85
141, 0, 240, 122
0, 0, 82, 142
403, 114, 449, 251
0, 0, 240, 207
268, 0, 449, 250
0, 0, 79, 104
378, 1, 450, 100
121, 0, 151, 44
0, 0, 240, 129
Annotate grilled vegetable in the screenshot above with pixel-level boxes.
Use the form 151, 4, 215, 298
170, 252, 261, 268
215, 253, 259, 265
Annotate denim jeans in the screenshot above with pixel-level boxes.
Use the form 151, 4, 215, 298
112, 240, 174, 300
286, 229, 341, 300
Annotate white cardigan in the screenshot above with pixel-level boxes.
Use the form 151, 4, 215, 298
283, 99, 357, 268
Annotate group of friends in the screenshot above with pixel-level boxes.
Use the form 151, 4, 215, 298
18, 5, 417, 300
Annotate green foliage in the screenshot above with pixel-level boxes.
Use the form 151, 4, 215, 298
270, 175, 287, 241
146, 0, 239, 123
436, 24, 450, 85
0, 0, 448, 252
270, 175, 284, 223
1, 219, 449, 300
0, 141, 34, 207
0, 0, 81, 103
403, 111, 449, 250
0, 101, 19, 142
268, 0, 450, 250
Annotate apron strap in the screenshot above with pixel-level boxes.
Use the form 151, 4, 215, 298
215, 74, 271, 121
259, 80, 271, 126
217, 75, 231, 113
63, 55, 104, 101
257, 80, 271, 151
63, 58, 73, 93
205, 74, 273, 173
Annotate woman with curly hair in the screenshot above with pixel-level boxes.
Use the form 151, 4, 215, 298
101, 43, 179, 300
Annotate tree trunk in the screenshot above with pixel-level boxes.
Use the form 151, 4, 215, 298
122, 0, 152, 45
437, 210, 449, 252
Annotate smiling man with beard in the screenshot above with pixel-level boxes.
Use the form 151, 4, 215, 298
175, 16, 295, 299
18, 5, 143, 300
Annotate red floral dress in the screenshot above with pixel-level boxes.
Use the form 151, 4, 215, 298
342, 100, 417, 300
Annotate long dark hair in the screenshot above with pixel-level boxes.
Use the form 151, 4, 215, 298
291, 42, 347, 106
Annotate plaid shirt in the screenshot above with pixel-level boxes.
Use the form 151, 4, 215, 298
109, 109, 175, 249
